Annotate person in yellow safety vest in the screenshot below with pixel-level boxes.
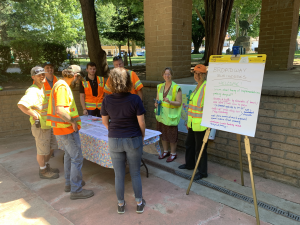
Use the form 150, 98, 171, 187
178, 64, 208, 181
79, 62, 104, 117
46, 65, 94, 200
17, 66, 59, 180
103, 56, 143, 100
155, 67, 182, 162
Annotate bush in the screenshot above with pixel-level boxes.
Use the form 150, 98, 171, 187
42, 42, 67, 72
11, 39, 43, 74
0, 44, 14, 74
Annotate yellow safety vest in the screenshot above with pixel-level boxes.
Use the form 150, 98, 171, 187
82, 76, 104, 110
155, 81, 182, 126
46, 80, 81, 129
187, 81, 207, 131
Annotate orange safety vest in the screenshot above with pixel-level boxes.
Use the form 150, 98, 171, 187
46, 80, 81, 132
82, 76, 104, 110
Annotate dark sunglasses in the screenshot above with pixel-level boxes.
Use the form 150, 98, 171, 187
113, 56, 123, 61
34, 69, 44, 74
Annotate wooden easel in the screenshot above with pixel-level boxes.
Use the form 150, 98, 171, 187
186, 128, 260, 225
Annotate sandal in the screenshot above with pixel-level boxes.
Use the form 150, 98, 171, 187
166, 153, 177, 162
158, 151, 170, 159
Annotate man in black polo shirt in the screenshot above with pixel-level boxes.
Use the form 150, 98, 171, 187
79, 62, 105, 117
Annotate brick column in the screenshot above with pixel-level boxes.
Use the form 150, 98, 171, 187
144, 0, 192, 81
258, 0, 300, 70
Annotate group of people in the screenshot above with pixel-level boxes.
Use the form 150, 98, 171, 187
155, 64, 209, 180
17, 54, 209, 214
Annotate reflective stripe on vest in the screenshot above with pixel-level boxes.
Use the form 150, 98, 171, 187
187, 83, 206, 118
156, 81, 182, 126
82, 76, 104, 110
46, 80, 81, 128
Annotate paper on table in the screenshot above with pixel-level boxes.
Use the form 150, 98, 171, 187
79, 116, 161, 141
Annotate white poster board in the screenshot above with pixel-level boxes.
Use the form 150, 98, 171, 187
201, 55, 266, 137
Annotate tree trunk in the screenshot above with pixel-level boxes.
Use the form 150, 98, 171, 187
79, 0, 109, 77
204, 0, 234, 65
235, 9, 240, 39
192, 36, 204, 54
132, 41, 137, 56
118, 44, 122, 56
128, 38, 132, 67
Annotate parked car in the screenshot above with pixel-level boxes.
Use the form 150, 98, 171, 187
136, 51, 145, 56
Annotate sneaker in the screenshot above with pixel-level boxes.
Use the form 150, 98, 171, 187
118, 201, 126, 214
136, 199, 146, 214
46, 163, 59, 173
70, 189, 94, 200
39, 168, 59, 179
65, 180, 86, 192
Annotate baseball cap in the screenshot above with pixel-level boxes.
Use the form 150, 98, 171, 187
194, 64, 207, 73
43, 62, 54, 67
31, 66, 45, 76
67, 65, 81, 74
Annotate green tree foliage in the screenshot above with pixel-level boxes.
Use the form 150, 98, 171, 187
11, 39, 43, 74
192, 11, 205, 54
1, 0, 84, 46
228, 0, 261, 39
102, 4, 144, 66
0, 44, 14, 73
42, 42, 67, 72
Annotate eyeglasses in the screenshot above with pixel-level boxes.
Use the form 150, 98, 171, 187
113, 56, 123, 61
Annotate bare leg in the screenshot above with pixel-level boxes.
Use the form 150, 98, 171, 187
161, 140, 169, 152
36, 154, 46, 167
45, 149, 54, 163
170, 142, 177, 154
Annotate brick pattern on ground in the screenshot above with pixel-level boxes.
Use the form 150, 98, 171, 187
1, 84, 300, 187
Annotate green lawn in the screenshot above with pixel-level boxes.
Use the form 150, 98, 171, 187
78, 56, 146, 66
76, 52, 300, 66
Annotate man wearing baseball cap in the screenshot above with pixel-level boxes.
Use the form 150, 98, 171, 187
18, 66, 59, 179
178, 64, 209, 181
47, 65, 94, 200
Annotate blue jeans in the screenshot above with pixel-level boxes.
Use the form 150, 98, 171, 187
108, 136, 143, 204
56, 131, 83, 193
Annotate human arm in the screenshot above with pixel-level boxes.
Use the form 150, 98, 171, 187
137, 88, 143, 100
137, 114, 145, 140
17, 104, 39, 120
55, 106, 78, 132
163, 89, 182, 106
80, 93, 88, 115
102, 115, 109, 129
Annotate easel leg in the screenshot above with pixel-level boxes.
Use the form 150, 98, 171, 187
236, 134, 244, 186
186, 128, 211, 195
244, 136, 260, 225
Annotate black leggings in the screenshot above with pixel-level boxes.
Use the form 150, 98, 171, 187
184, 128, 208, 175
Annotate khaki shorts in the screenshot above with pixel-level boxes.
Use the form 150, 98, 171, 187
31, 126, 58, 155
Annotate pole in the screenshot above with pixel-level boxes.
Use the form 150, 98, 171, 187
236, 134, 244, 186
244, 136, 260, 225
186, 128, 211, 195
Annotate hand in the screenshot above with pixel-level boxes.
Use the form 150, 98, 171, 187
186, 125, 189, 130
83, 109, 88, 115
32, 111, 39, 121
154, 103, 158, 107
72, 122, 78, 132
142, 135, 145, 141
163, 97, 170, 103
